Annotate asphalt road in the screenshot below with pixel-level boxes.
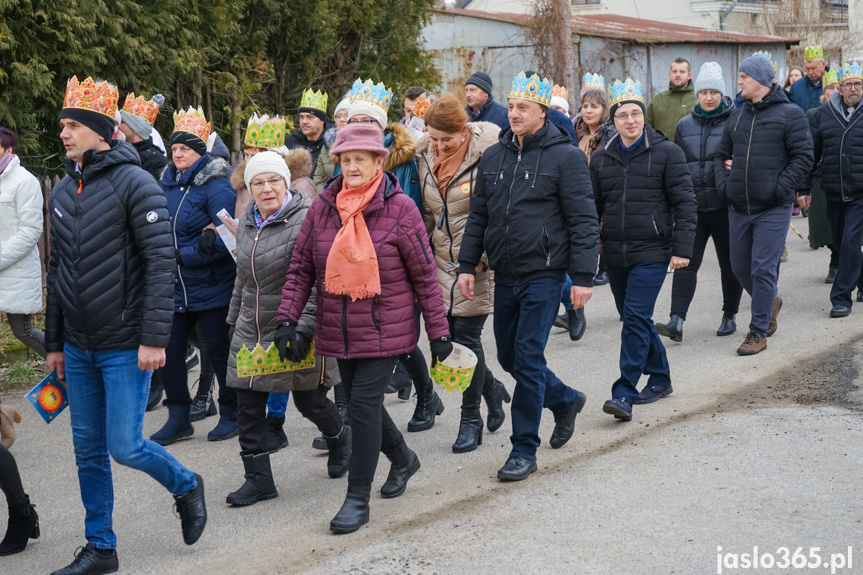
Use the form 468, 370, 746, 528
3, 216, 863, 575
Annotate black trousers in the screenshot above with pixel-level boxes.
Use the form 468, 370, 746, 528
160, 307, 236, 408
670, 209, 743, 320
0, 444, 26, 508
447, 314, 490, 413
236, 385, 341, 455
828, 199, 863, 307
338, 356, 402, 486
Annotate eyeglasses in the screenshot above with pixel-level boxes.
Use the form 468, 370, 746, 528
250, 177, 285, 191
842, 81, 863, 90
614, 111, 644, 120
347, 118, 379, 125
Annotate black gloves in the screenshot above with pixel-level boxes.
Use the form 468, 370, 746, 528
198, 229, 217, 254
273, 320, 309, 363
429, 336, 453, 367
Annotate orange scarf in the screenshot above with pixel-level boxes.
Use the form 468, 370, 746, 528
432, 130, 472, 196
324, 170, 384, 301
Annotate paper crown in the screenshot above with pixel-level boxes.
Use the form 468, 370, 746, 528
63, 76, 119, 119
838, 62, 863, 84
244, 113, 286, 149
823, 68, 840, 87
300, 89, 328, 113
235, 342, 316, 378
508, 72, 553, 107
752, 51, 778, 82
412, 93, 431, 120
349, 78, 394, 112
608, 78, 644, 107
805, 45, 824, 61
551, 84, 569, 101
172, 106, 211, 142
582, 73, 606, 91
121, 93, 162, 125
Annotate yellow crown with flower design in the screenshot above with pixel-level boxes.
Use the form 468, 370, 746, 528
838, 62, 863, 85
300, 89, 328, 113
235, 342, 316, 377
804, 45, 824, 62
508, 72, 553, 107
551, 84, 569, 101
349, 78, 394, 112
244, 114, 286, 149
823, 68, 839, 87
752, 51, 778, 82
608, 78, 644, 107
412, 92, 431, 120
121, 93, 162, 125
172, 106, 211, 142
63, 76, 119, 119
582, 73, 605, 92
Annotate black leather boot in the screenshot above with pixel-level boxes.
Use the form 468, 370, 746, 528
385, 362, 413, 400
189, 374, 216, 422
150, 401, 194, 446
567, 307, 586, 341
324, 426, 351, 478
407, 379, 444, 432
655, 314, 684, 342
452, 409, 483, 454
482, 378, 511, 433
380, 439, 421, 499
0, 495, 39, 556
226, 453, 278, 507
717, 314, 737, 337
265, 415, 289, 453
330, 483, 371, 534
174, 472, 207, 545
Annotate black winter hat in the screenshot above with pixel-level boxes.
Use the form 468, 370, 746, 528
170, 130, 208, 156
59, 108, 115, 142
466, 72, 494, 96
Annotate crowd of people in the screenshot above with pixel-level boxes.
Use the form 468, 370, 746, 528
0, 42, 860, 573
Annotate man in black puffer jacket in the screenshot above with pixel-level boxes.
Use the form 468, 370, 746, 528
590, 79, 696, 422
459, 71, 598, 482
714, 55, 813, 355
810, 65, 863, 317
46, 78, 206, 574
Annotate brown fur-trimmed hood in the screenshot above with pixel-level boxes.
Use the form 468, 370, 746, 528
383, 122, 416, 172
231, 148, 312, 191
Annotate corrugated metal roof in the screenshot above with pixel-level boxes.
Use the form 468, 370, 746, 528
432, 6, 799, 45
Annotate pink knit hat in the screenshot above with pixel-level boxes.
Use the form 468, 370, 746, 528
329, 123, 389, 158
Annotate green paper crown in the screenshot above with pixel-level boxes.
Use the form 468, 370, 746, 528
805, 45, 824, 61
236, 342, 316, 378
300, 88, 328, 113
244, 114, 286, 149
823, 68, 839, 87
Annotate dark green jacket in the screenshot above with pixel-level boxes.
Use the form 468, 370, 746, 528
646, 81, 697, 138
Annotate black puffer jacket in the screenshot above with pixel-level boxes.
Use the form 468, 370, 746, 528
591, 125, 697, 268
45, 142, 174, 352
132, 137, 168, 181
714, 84, 814, 214
459, 122, 599, 287
673, 97, 734, 212
810, 90, 863, 202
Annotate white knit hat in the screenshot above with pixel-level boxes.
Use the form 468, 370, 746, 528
694, 62, 725, 96
348, 101, 388, 128
550, 95, 569, 114
244, 151, 291, 191
334, 98, 351, 116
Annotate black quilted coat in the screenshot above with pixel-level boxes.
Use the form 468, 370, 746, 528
45, 142, 175, 352
810, 90, 863, 203
713, 84, 813, 214
590, 125, 697, 268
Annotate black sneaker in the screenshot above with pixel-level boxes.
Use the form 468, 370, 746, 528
50, 543, 118, 575
602, 397, 632, 421
593, 270, 609, 286
552, 312, 568, 329
184, 344, 199, 371
633, 384, 673, 405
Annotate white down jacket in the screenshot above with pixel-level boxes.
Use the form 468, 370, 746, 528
0, 155, 43, 314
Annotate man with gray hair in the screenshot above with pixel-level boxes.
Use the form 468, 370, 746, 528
790, 45, 829, 112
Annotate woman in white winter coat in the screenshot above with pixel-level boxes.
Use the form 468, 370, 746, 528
0, 128, 45, 359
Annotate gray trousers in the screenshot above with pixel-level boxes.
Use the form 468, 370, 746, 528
5, 314, 46, 359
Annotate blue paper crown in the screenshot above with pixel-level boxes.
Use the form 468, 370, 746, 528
608, 78, 644, 107
508, 72, 553, 107
349, 78, 393, 112
582, 73, 605, 91
839, 62, 863, 84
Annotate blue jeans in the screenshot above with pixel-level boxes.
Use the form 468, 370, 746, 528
64, 344, 197, 549
560, 275, 574, 310
494, 277, 581, 461
728, 205, 791, 336
607, 263, 670, 402
266, 392, 290, 418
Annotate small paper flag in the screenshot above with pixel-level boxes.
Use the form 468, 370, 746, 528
27, 370, 69, 423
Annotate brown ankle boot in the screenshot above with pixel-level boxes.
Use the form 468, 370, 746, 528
737, 332, 766, 356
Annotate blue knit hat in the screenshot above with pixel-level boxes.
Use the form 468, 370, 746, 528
739, 55, 775, 88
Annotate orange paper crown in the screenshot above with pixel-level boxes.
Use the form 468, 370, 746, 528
63, 76, 119, 119
172, 106, 211, 142
551, 84, 569, 101
413, 93, 431, 120
122, 93, 161, 125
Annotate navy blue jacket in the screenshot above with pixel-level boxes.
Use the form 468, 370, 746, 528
466, 94, 509, 131
789, 70, 829, 112
160, 154, 237, 312
548, 108, 578, 144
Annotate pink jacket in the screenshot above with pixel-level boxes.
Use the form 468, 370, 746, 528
277, 172, 449, 359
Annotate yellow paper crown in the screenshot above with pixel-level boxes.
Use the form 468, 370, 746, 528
63, 76, 119, 119
823, 68, 839, 87
508, 72, 553, 107
804, 45, 824, 61
551, 84, 569, 101
349, 78, 394, 112
172, 106, 211, 142
412, 93, 431, 120
244, 114, 286, 149
300, 89, 328, 113
235, 342, 316, 377
608, 78, 644, 107
121, 93, 162, 125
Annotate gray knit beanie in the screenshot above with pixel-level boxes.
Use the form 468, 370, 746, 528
694, 62, 725, 95
119, 93, 165, 139
739, 56, 774, 88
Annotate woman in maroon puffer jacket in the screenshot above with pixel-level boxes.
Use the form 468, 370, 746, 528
275, 123, 452, 534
